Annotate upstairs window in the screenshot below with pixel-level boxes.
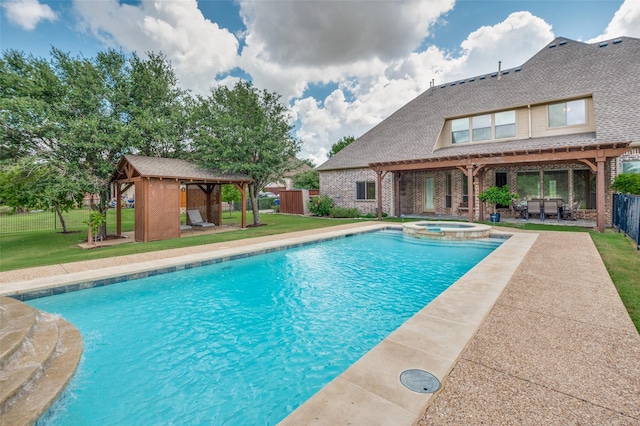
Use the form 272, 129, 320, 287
356, 181, 375, 200
494, 110, 516, 138
548, 99, 586, 127
472, 114, 491, 141
451, 118, 469, 143
451, 110, 516, 144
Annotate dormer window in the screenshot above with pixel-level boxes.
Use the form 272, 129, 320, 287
548, 99, 586, 127
495, 111, 516, 138
472, 114, 491, 141
451, 118, 470, 143
451, 110, 516, 144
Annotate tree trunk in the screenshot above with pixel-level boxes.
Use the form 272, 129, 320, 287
249, 184, 261, 225
96, 190, 110, 240
54, 204, 68, 233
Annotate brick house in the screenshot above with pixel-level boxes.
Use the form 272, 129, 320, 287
316, 36, 640, 232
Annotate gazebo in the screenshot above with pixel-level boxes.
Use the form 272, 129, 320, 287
111, 155, 252, 242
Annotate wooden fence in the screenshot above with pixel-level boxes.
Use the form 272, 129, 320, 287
279, 190, 313, 215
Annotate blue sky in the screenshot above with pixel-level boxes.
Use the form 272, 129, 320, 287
2, 0, 638, 165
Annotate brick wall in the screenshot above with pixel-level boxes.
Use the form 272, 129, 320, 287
320, 168, 393, 215
321, 157, 625, 223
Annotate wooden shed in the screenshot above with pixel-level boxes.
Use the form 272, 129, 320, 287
111, 155, 252, 242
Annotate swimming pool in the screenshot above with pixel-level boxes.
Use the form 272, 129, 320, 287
29, 230, 502, 425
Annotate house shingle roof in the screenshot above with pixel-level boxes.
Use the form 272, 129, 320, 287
113, 155, 252, 182
317, 36, 640, 171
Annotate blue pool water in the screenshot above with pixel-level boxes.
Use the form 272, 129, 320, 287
29, 230, 502, 425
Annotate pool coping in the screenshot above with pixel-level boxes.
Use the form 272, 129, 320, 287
0, 223, 537, 424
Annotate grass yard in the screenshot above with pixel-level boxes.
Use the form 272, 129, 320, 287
1, 212, 638, 332
590, 230, 640, 331
0, 211, 364, 272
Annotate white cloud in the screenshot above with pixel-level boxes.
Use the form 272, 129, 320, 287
72, 0, 239, 93
588, 0, 640, 42
294, 11, 554, 165
2, 0, 56, 31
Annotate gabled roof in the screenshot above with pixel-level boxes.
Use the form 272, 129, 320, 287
112, 155, 252, 183
317, 36, 640, 171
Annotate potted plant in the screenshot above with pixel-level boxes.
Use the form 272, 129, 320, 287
478, 185, 519, 223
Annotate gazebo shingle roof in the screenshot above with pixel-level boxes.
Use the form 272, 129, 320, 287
317, 36, 640, 171
113, 155, 252, 183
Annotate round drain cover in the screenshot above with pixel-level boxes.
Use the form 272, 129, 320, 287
399, 369, 441, 394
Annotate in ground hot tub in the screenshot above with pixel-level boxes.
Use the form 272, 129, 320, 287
403, 221, 492, 240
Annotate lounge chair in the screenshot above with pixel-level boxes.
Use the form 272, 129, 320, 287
187, 210, 215, 230
180, 223, 193, 232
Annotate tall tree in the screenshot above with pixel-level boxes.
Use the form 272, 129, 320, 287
292, 169, 319, 189
1, 49, 192, 237
192, 81, 300, 225
127, 52, 191, 158
327, 135, 355, 158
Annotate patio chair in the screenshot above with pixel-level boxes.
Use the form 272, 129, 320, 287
180, 223, 193, 232
526, 199, 541, 220
543, 199, 559, 221
187, 210, 215, 230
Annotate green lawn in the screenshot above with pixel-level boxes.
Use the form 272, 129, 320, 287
0, 211, 364, 271
1, 213, 638, 332
590, 230, 640, 331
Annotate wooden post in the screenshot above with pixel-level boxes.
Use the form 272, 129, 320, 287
596, 156, 606, 233
116, 183, 122, 236
467, 165, 474, 223
377, 171, 383, 221
477, 170, 485, 221
241, 183, 247, 229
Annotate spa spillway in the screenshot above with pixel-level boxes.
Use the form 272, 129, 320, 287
403, 221, 492, 240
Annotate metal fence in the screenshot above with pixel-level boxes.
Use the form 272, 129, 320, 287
0, 209, 92, 234
612, 193, 640, 249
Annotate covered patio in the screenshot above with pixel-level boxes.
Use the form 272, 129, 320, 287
111, 155, 252, 242
370, 142, 632, 232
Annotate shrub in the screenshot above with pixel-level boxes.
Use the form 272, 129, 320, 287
611, 173, 640, 195
308, 195, 333, 216
361, 211, 387, 218
329, 207, 361, 218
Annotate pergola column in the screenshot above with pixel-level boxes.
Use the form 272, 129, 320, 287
377, 171, 384, 221
467, 165, 474, 223
596, 155, 606, 233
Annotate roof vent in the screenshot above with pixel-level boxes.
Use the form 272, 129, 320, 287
613, 38, 622, 44
549, 43, 556, 48
479, 75, 486, 80
502, 69, 509, 75
459, 80, 465, 84
490, 73, 498, 78
559, 40, 567, 46
440, 84, 446, 88
450, 82, 456, 86
515, 67, 522, 72
599, 41, 608, 47
468, 77, 475, 82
